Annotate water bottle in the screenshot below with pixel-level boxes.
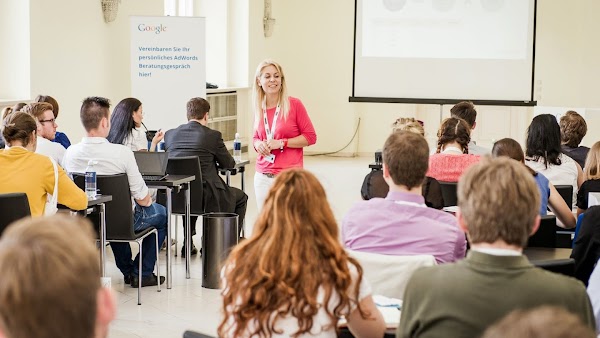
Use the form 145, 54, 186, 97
233, 133, 242, 162
85, 160, 98, 198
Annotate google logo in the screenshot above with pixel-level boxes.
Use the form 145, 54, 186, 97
138, 24, 167, 34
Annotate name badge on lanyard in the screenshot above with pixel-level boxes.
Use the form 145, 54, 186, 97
263, 102, 280, 164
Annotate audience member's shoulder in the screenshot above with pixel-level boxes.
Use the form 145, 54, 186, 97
532, 266, 588, 291
409, 263, 455, 286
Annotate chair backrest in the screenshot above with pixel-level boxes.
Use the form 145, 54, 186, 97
183, 331, 215, 338
535, 258, 576, 277
347, 249, 436, 299
73, 173, 136, 240
554, 185, 573, 209
439, 181, 457, 207
0, 193, 31, 236
527, 215, 557, 248
166, 156, 204, 215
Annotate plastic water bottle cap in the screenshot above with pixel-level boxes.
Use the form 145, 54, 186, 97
235, 133, 240, 139
87, 159, 98, 166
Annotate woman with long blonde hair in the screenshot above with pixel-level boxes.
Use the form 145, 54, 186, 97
577, 141, 600, 215
252, 60, 317, 211
219, 169, 385, 338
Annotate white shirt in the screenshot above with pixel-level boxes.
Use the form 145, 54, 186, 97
526, 154, 579, 208
35, 136, 66, 167
222, 264, 371, 338
586, 262, 600, 332
468, 141, 490, 156
124, 127, 148, 151
62, 137, 148, 200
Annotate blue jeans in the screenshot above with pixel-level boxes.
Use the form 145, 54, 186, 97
111, 203, 167, 277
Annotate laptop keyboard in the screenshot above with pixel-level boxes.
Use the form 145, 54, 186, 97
142, 175, 168, 181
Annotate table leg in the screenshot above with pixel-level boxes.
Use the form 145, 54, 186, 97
166, 187, 173, 289
185, 183, 191, 279
241, 168, 245, 192
99, 203, 107, 277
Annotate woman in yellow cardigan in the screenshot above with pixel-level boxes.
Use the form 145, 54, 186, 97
0, 112, 87, 216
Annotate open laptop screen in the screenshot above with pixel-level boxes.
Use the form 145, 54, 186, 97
133, 151, 168, 176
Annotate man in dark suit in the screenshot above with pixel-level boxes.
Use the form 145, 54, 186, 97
164, 97, 248, 256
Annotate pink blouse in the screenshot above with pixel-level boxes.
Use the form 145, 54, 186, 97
427, 153, 481, 182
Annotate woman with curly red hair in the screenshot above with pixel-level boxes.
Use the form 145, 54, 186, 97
218, 169, 385, 338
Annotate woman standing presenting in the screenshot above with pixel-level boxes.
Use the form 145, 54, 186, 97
252, 59, 317, 209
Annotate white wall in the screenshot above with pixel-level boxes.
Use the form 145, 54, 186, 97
29, 0, 163, 142
243, 0, 600, 155
0, 0, 30, 101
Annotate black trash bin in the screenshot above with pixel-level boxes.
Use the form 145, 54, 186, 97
202, 212, 239, 289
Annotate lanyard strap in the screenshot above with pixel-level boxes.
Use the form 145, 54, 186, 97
262, 102, 281, 141
393, 200, 427, 208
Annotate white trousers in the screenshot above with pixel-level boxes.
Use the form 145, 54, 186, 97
254, 172, 276, 211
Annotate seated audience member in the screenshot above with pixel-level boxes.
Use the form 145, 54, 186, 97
525, 114, 583, 209
481, 306, 596, 338
344, 131, 466, 263
35, 94, 72, 149
427, 117, 480, 182
560, 110, 589, 169
219, 169, 386, 338
107, 97, 164, 152
63, 97, 167, 287
492, 138, 575, 229
361, 117, 444, 209
0, 215, 115, 338
164, 97, 248, 255
1, 103, 26, 149
577, 141, 600, 215
571, 208, 600, 285
398, 157, 595, 338
0, 112, 86, 216
21, 102, 66, 166
450, 101, 489, 155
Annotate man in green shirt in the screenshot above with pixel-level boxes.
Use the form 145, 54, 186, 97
398, 157, 595, 338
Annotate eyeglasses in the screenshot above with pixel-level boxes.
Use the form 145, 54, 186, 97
39, 118, 56, 125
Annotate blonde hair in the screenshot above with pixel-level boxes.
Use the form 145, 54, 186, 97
392, 117, 425, 136
584, 141, 600, 180
0, 215, 101, 338
252, 59, 290, 127
458, 157, 540, 247
482, 306, 595, 338
218, 169, 370, 337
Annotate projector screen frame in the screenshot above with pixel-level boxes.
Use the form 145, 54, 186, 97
350, 0, 538, 107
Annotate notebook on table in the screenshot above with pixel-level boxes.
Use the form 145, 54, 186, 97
133, 151, 169, 181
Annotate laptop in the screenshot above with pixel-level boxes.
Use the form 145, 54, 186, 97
133, 151, 169, 181
589, 192, 600, 208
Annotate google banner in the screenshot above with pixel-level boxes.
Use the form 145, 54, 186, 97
130, 16, 206, 132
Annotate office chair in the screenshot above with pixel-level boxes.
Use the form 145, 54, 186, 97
0, 193, 31, 236
527, 215, 557, 248
74, 174, 161, 304
439, 181, 457, 207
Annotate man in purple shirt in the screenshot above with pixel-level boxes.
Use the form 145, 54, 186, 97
342, 131, 466, 263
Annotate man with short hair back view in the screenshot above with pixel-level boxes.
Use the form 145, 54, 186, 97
398, 157, 596, 338
342, 131, 466, 264
21, 102, 67, 166
164, 97, 248, 256
0, 215, 115, 338
450, 101, 490, 155
63, 96, 167, 288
